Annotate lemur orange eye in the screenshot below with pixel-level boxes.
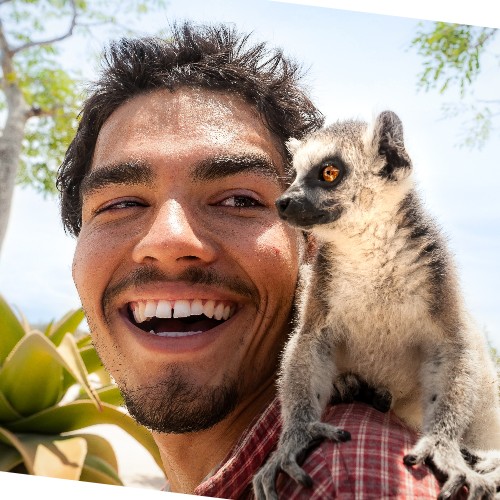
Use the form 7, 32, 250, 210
322, 165, 340, 182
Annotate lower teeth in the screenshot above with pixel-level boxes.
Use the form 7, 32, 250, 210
149, 330, 203, 338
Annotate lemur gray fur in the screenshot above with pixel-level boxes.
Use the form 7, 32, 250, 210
253, 111, 500, 499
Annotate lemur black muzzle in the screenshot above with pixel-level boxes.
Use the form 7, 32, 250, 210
276, 193, 332, 228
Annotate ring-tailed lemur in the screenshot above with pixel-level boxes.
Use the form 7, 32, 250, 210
253, 111, 500, 499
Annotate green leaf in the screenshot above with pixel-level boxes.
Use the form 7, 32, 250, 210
31, 435, 87, 479
47, 308, 85, 346
0, 294, 26, 366
0, 442, 23, 472
70, 433, 119, 472
77, 334, 93, 349
57, 333, 101, 409
79, 344, 103, 375
0, 389, 22, 423
0, 332, 63, 415
0, 426, 35, 474
0, 331, 101, 416
80, 454, 122, 485
82, 385, 123, 407
0, 429, 87, 479
43, 320, 54, 336
7, 401, 163, 471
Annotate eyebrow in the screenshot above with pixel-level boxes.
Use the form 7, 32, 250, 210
80, 153, 283, 199
192, 154, 282, 184
80, 161, 154, 198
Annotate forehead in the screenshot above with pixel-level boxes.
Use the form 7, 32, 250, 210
92, 88, 284, 171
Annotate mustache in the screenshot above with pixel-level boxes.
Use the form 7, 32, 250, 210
103, 265, 258, 313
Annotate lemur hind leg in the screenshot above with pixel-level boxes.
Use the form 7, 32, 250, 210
404, 346, 497, 499
253, 325, 348, 500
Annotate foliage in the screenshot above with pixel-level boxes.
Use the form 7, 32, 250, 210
14, 46, 81, 194
0, 0, 166, 195
410, 22, 499, 149
0, 294, 163, 484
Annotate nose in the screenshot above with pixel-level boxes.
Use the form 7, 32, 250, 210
132, 199, 217, 268
275, 196, 292, 215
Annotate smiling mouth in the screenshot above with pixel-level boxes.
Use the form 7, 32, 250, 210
127, 299, 236, 338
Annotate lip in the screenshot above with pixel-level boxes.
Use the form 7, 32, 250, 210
117, 304, 239, 355
110, 282, 248, 355
117, 282, 247, 308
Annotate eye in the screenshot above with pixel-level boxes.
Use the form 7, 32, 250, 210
94, 198, 144, 215
320, 164, 341, 183
218, 195, 263, 208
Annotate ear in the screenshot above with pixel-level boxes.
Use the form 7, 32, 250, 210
286, 137, 302, 156
372, 111, 411, 181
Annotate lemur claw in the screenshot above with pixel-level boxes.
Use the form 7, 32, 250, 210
405, 436, 497, 500
253, 421, 350, 499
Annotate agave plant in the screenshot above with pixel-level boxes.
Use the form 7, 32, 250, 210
0, 294, 164, 485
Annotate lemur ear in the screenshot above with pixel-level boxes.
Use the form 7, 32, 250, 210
372, 110, 412, 181
286, 137, 302, 156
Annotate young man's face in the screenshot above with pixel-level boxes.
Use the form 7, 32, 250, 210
73, 88, 300, 432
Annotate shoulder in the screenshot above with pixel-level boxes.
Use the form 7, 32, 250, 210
274, 403, 440, 499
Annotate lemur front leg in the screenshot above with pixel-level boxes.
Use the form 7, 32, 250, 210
404, 344, 497, 499
253, 315, 348, 500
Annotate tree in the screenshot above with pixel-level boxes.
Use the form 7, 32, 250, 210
0, 0, 164, 256
410, 22, 498, 149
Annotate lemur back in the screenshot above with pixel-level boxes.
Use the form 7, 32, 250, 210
253, 111, 500, 500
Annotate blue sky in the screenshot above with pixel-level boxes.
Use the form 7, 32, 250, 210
1, 0, 499, 349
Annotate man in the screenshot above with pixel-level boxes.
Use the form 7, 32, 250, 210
57, 23, 440, 498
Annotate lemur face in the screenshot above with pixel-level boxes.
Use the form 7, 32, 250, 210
276, 111, 412, 231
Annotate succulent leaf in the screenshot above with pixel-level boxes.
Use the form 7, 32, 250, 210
77, 334, 93, 349
88, 385, 123, 407
31, 435, 87, 480
6, 401, 162, 470
0, 295, 26, 366
47, 309, 85, 346
0, 442, 22, 471
0, 302, 164, 484
79, 344, 104, 376
0, 427, 36, 474
0, 430, 88, 480
80, 454, 123, 485
0, 390, 22, 422
57, 333, 101, 409
0, 333, 63, 415
70, 433, 119, 472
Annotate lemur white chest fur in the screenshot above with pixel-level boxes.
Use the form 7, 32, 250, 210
309, 184, 441, 427
253, 111, 500, 500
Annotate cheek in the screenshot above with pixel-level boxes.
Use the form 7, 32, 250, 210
72, 227, 127, 308
253, 223, 299, 291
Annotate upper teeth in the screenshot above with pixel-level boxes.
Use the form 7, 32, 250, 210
130, 299, 234, 324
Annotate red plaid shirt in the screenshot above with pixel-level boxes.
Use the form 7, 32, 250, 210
194, 399, 440, 499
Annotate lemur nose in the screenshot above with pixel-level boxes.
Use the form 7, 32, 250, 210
276, 196, 291, 214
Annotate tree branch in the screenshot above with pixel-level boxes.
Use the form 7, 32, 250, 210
0, 19, 14, 76
11, 0, 78, 55
472, 28, 497, 51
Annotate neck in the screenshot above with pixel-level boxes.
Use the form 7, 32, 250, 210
153, 378, 276, 494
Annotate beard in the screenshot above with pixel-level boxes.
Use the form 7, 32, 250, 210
118, 366, 240, 434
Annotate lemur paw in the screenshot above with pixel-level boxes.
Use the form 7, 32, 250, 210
253, 421, 351, 500
462, 448, 500, 475
330, 372, 392, 413
405, 436, 497, 499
